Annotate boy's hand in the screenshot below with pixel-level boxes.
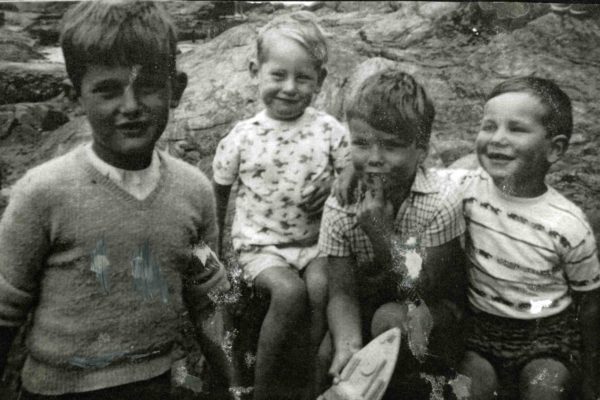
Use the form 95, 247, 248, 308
357, 176, 394, 239
329, 343, 362, 384
334, 164, 358, 206
300, 180, 332, 219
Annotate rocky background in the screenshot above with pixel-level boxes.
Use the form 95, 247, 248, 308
1, 1, 599, 399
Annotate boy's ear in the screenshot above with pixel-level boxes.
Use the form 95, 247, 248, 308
317, 67, 327, 89
62, 79, 79, 102
547, 134, 568, 163
248, 60, 259, 78
170, 71, 188, 108
417, 145, 429, 164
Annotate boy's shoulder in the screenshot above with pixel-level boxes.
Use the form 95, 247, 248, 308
233, 107, 343, 131
542, 185, 595, 244
13, 145, 87, 195
159, 150, 211, 190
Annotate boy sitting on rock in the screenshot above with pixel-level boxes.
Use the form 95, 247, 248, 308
0, 1, 231, 399
212, 11, 350, 400
449, 76, 600, 400
319, 68, 467, 398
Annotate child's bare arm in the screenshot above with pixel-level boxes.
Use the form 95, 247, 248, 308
212, 181, 232, 256
576, 288, 600, 400
333, 163, 357, 206
327, 256, 363, 381
182, 242, 233, 388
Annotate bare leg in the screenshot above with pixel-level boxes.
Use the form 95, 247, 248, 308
304, 258, 329, 359
314, 332, 333, 396
303, 257, 329, 399
459, 351, 499, 400
520, 358, 572, 400
253, 267, 308, 400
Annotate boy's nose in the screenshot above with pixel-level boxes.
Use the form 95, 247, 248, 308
367, 145, 384, 166
120, 86, 141, 116
282, 77, 297, 93
490, 126, 509, 145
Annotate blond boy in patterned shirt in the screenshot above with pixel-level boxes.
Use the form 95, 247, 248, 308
212, 12, 350, 400
318, 69, 467, 398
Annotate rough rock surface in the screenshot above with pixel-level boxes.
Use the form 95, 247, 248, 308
0, 62, 65, 105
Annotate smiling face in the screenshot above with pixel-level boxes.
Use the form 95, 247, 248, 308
349, 118, 424, 194
254, 33, 324, 121
78, 63, 176, 170
476, 91, 560, 197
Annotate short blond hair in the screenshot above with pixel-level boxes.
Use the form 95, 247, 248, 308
257, 11, 328, 69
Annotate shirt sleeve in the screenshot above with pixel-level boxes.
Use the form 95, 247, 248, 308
212, 125, 243, 186
0, 174, 47, 326
328, 118, 351, 174
318, 197, 353, 257
564, 224, 600, 292
420, 186, 466, 248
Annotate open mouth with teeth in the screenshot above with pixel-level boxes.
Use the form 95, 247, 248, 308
117, 121, 148, 135
486, 152, 515, 161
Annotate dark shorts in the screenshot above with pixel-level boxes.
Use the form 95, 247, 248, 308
465, 307, 581, 385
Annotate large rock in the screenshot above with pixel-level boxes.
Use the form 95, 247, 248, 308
0, 102, 69, 142
0, 62, 66, 104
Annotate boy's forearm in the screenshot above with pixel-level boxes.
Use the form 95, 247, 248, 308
212, 182, 231, 252
182, 290, 234, 384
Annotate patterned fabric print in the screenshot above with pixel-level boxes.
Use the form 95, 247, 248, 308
465, 307, 581, 384
442, 168, 600, 320
213, 107, 350, 250
318, 167, 465, 297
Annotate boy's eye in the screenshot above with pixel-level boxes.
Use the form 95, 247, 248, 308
135, 78, 166, 94
93, 83, 122, 98
296, 74, 312, 82
270, 71, 285, 80
351, 138, 369, 147
508, 123, 529, 133
382, 139, 409, 148
480, 121, 496, 132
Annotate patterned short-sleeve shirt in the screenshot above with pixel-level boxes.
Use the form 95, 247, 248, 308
319, 167, 465, 279
443, 168, 600, 319
213, 107, 350, 250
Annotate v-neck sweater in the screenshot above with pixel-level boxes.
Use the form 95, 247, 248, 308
0, 146, 218, 395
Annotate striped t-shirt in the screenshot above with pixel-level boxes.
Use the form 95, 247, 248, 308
445, 168, 600, 319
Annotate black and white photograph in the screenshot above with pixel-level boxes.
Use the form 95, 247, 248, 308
0, 1, 599, 399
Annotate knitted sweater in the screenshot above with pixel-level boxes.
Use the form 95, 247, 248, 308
0, 146, 225, 395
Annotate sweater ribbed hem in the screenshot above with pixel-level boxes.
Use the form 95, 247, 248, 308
21, 352, 174, 395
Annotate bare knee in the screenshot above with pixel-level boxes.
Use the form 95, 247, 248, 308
258, 270, 307, 314
459, 351, 498, 400
520, 358, 571, 400
304, 258, 328, 309
371, 302, 408, 337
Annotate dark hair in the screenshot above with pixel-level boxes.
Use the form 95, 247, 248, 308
60, 0, 178, 95
487, 76, 573, 143
345, 69, 435, 149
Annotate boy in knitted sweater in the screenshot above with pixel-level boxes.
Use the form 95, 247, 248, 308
0, 1, 231, 399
